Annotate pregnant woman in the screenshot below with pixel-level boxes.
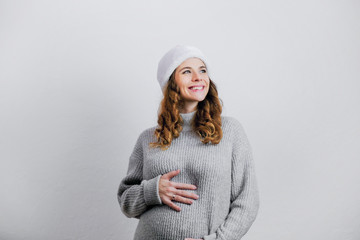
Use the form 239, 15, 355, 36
118, 45, 260, 240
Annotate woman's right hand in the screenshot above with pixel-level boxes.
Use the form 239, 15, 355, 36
159, 169, 199, 212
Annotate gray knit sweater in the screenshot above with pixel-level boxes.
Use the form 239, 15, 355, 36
118, 111, 259, 240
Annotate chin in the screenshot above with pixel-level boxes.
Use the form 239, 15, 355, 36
182, 94, 208, 102
192, 97, 207, 102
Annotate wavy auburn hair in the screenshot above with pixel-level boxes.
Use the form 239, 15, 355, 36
149, 72, 223, 150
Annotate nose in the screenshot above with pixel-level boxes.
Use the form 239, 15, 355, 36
192, 71, 202, 82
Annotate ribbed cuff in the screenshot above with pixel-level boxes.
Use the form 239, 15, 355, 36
203, 233, 216, 240
143, 174, 162, 206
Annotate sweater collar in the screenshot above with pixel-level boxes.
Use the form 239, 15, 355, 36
180, 110, 196, 132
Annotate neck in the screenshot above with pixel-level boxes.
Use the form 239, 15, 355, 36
179, 110, 196, 132
179, 101, 198, 113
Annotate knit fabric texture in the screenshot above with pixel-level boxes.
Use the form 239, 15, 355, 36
117, 111, 260, 240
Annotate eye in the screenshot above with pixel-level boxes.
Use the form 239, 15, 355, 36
200, 69, 207, 73
182, 70, 191, 74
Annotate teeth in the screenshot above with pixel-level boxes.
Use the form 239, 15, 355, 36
191, 86, 203, 90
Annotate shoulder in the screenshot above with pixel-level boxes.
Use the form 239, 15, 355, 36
139, 125, 157, 138
221, 115, 245, 133
135, 125, 157, 145
221, 115, 252, 148
129, 126, 157, 154
221, 115, 250, 143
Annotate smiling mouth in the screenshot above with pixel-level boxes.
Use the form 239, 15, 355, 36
189, 86, 205, 90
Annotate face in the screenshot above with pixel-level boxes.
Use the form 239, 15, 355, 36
174, 57, 210, 106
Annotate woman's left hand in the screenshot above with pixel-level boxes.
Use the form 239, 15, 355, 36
184, 238, 203, 240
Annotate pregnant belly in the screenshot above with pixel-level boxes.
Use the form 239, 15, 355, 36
134, 203, 209, 240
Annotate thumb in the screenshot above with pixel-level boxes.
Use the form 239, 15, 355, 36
162, 169, 180, 180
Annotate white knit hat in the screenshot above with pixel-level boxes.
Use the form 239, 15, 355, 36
157, 45, 210, 91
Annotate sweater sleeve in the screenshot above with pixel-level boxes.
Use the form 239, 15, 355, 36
203, 119, 260, 240
117, 131, 163, 219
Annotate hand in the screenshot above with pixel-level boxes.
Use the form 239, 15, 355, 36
159, 169, 199, 212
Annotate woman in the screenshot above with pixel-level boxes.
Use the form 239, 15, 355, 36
118, 45, 259, 240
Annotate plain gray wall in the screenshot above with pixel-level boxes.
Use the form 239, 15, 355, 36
0, 0, 359, 240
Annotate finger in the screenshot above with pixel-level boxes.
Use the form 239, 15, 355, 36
173, 195, 194, 205
172, 182, 197, 190
162, 169, 180, 180
163, 199, 181, 212
175, 190, 199, 200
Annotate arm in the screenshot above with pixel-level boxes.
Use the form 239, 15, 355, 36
203, 120, 260, 240
117, 132, 163, 219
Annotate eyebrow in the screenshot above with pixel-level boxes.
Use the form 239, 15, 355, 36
178, 65, 207, 72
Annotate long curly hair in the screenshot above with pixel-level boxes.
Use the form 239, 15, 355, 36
149, 71, 223, 150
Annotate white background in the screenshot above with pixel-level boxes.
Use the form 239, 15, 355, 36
0, 0, 359, 240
